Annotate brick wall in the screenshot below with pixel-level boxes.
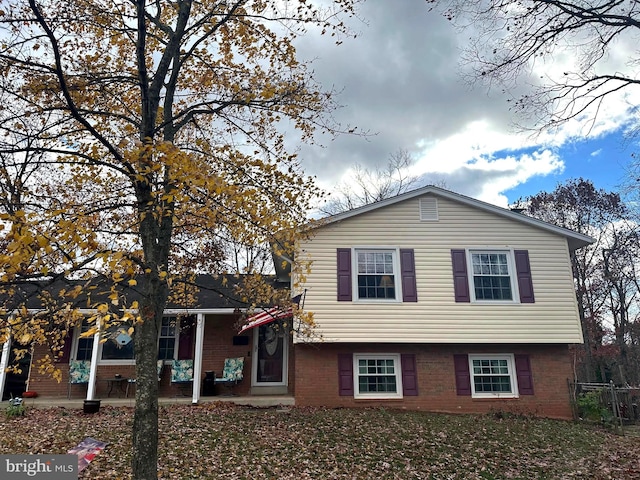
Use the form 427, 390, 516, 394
294, 343, 575, 419
25, 314, 295, 399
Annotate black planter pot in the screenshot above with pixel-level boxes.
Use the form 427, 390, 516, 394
83, 400, 101, 414
202, 371, 216, 396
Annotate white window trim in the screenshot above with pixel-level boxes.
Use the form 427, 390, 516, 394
353, 353, 403, 399
352, 247, 402, 303
158, 316, 180, 362
72, 317, 186, 365
468, 354, 519, 399
466, 248, 520, 304
71, 322, 135, 366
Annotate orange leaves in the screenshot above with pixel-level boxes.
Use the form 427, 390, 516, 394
0, 0, 360, 408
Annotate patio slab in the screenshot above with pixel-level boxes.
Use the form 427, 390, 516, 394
18, 395, 295, 409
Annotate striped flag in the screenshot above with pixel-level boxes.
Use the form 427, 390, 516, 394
238, 294, 302, 334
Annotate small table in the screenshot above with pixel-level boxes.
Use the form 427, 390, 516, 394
105, 377, 128, 397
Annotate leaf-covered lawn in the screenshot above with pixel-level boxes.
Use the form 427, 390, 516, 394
1, 403, 639, 479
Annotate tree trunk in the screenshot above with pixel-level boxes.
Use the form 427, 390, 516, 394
576, 300, 595, 382
132, 286, 165, 479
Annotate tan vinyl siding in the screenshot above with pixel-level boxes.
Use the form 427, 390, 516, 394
297, 194, 583, 344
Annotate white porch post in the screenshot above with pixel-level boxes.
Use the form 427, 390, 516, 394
192, 313, 205, 404
86, 322, 101, 401
0, 334, 11, 401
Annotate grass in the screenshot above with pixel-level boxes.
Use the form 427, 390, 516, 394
1, 403, 639, 479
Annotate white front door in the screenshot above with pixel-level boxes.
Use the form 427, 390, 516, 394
251, 323, 288, 386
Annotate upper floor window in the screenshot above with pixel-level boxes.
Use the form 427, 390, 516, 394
356, 250, 398, 300
337, 248, 417, 303
470, 251, 515, 301
451, 249, 534, 304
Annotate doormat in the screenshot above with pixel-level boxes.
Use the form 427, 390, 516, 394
67, 437, 108, 473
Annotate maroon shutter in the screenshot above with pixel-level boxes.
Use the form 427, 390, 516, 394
338, 353, 354, 396
401, 354, 418, 396
451, 250, 470, 302
514, 250, 535, 303
453, 354, 471, 396
337, 248, 352, 302
57, 333, 72, 364
399, 249, 418, 302
514, 354, 534, 395
177, 316, 195, 360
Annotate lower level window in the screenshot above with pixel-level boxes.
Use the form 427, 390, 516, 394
469, 354, 518, 398
158, 317, 178, 361
354, 354, 402, 399
73, 320, 135, 363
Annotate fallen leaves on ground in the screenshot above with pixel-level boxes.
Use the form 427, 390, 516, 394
1, 403, 639, 479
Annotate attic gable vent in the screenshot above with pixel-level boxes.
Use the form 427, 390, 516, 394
420, 197, 438, 221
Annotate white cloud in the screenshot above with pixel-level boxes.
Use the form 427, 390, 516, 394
295, 2, 638, 207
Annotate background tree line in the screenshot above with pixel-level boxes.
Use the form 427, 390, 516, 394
518, 178, 640, 385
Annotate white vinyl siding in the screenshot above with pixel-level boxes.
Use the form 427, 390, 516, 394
295, 193, 583, 344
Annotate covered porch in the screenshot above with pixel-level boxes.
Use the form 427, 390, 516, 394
2, 310, 294, 402
1, 275, 295, 402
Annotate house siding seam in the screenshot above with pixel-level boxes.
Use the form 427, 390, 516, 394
296, 194, 583, 344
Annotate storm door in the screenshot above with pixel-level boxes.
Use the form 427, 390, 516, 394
252, 322, 288, 386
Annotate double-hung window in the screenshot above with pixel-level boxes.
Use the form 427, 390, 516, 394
75, 321, 94, 361
338, 248, 417, 303
73, 320, 135, 363
355, 249, 399, 301
158, 317, 178, 361
353, 354, 403, 399
100, 326, 135, 362
469, 354, 518, 398
452, 249, 534, 304
469, 250, 516, 301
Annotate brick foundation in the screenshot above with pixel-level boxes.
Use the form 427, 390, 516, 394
294, 343, 575, 419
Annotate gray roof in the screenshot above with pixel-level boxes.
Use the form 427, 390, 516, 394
1, 274, 287, 313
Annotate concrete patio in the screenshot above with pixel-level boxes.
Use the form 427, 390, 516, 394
18, 395, 295, 409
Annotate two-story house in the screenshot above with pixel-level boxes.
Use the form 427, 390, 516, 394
291, 186, 593, 419
1, 186, 593, 419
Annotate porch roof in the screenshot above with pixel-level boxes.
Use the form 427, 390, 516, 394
1, 274, 289, 313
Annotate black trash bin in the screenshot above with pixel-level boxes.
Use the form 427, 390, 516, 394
202, 371, 216, 396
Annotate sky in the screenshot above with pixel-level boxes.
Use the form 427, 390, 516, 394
292, 1, 640, 209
